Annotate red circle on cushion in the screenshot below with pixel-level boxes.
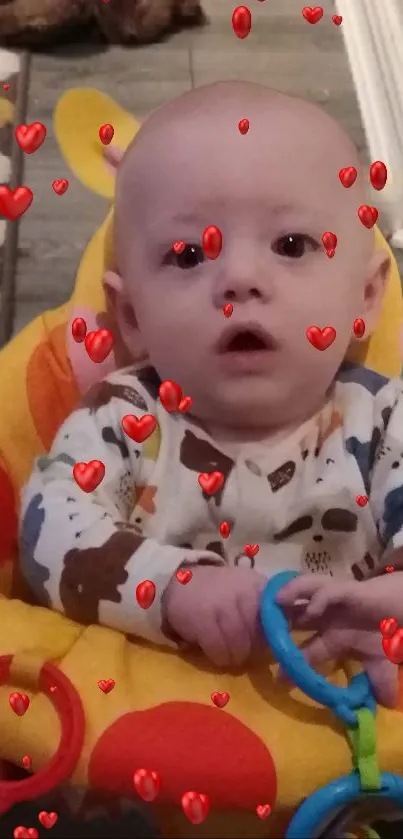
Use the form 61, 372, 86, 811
88, 701, 277, 809
0, 463, 18, 564
0, 656, 85, 814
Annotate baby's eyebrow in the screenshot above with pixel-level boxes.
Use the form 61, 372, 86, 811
269, 202, 326, 224
167, 203, 325, 227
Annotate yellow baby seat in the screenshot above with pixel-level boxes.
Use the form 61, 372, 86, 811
0, 88, 403, 838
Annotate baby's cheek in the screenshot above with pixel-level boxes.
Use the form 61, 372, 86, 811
67, 307, 117, 396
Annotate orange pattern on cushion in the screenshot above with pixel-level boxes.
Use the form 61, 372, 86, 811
26, 323, 80, 451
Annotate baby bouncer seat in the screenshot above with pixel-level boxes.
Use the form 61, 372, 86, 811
1, 88, 403, 837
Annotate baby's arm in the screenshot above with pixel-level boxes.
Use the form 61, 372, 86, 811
19, 376, 224, 648
276, 385, 403, 706
279, 382, 403, 623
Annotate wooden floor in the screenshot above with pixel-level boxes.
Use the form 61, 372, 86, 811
11, 0, 398, 334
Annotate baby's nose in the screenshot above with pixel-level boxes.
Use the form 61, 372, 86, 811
212, 243, 271, 307
214, 274, 270, 306
223, 285, 262, 302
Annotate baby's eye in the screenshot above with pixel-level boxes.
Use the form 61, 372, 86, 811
164, 243, 205, 269
272, 233, 320, 259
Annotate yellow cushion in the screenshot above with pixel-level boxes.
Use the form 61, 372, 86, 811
0, 89, 402, 837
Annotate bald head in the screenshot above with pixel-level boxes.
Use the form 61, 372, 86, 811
115, 81, 371, 269
109, 80, 388, 436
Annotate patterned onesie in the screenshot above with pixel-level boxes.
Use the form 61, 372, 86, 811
19, 360, 403, 647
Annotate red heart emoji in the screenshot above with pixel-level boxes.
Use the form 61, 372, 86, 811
306, 326, 336, 351
223, 303, 233, 318
3, 83, 10, 91
219, 521, 231, 538
52, 178, 69, 195
0, 185, 33, 220
136, 580, 156, 610
358, 204, 378, 229
238, 118, 249, 135
322, 231, 337, 251
133, 768, 161, 802
99, 123, 114, 145
98, 679, 115, 694
38, 812, 58, 829
244, 543, 259, 558
49, 685, 57, 693
176, 569, 193, 585
386, 566, 395, 573
256, 804, 272, 820
202, 225, 222, 260
122, 414, 157, 443
73, 460, 105, 493
302, 6, 323, 24
380, 617, 398, 639
332, 14, 342, 25
84, 328, 114, 363
13, 829, 38, 839
9, 692, 30, 716
356, 495, 368, 507
173, 240, 185, 254
369, 160, 387, 191
326, 248, 335, 259
339, 166, 357, 188
181, 791, 210, 825
15, 122, 46, 154
232, 5, 252, 39
178, 396, 193, 413
382, 627, 403, 664
71, 316, 87, 343
353, 318, 365, 338
21, 754, 32, 770
159, 380, 185, 413
198, 471, 225, 495
211, 691, 230, 708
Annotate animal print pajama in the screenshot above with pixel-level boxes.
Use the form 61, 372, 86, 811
20, 362, 403, 645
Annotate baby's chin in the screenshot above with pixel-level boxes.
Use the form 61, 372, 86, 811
192, 382, 294, 433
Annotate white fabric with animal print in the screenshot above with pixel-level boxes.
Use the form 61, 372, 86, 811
19, 362, 403, 647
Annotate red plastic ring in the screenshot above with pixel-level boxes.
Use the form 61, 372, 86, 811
0, 654, 85, 814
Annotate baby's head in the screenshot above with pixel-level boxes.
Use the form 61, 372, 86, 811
105, 81, 390, 438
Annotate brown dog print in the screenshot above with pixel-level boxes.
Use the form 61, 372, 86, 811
179, 430, 235, 506
59, 529, 144, 625
78, 380, 148, 414
245, 458, 297, 493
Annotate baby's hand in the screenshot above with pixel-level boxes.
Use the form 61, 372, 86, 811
276, 575, 398, 708
163, 565, 266, 668
276, 572, 403, 628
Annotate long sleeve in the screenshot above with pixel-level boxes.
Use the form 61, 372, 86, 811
19, 371, 223, 647
368, 386, 403, 568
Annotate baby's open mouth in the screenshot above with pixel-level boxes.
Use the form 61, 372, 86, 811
227, 331, 268, 352
217, 324, 275, 354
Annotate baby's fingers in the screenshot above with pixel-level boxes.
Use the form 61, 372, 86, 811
276, 576, 330, 609
299, 633, 330, 669
301, 588, 339, 622
365, 656, 398, 709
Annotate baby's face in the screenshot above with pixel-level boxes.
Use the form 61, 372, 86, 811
114, 83, 388, 437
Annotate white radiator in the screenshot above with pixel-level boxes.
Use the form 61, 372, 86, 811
334, 1, 403, 247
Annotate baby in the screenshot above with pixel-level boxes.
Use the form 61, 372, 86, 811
20, 81, 403, 713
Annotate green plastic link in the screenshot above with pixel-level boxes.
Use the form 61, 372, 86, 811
346, 708, 381, 791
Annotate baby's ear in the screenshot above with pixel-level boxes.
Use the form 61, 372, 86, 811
362, 247, 391, 332
103, 146, 125, 177
103, 269, 148, 365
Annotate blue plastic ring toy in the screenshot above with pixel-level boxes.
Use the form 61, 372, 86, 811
260, 571, 403, 837
286, 771, 403, 838
260, 571, 376, 726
